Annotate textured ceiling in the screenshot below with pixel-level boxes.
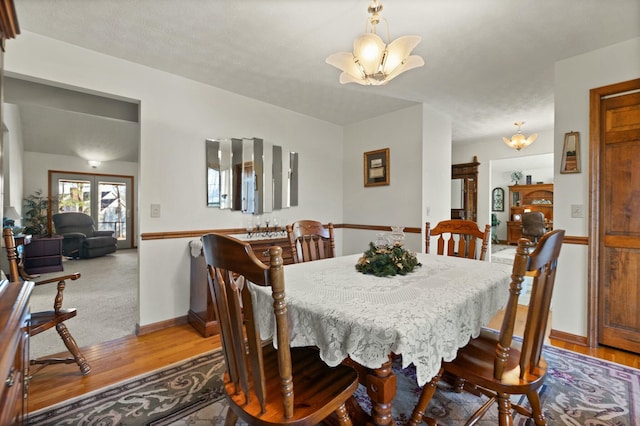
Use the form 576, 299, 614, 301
8, 0, 640, 161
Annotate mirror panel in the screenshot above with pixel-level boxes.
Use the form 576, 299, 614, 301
290, 152, 299, 207
262, 140, 273, 214
273, 145, 283, 210
451, 178, 463, 209
281, 148, 290, 209
206, 138, 298, 213
242, 138, 255, 214
206, 139, 221, 207
231, 138, 243, 211
219, 140, 232, 209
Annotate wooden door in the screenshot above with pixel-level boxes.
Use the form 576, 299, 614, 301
596, 84, 640, 353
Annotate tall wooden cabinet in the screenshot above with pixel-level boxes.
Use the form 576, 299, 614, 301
451, 156, 479, 221
507, 183, 554, 244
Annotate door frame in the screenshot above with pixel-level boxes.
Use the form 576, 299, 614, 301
48, 170, 135, 249
588, 78, 640, 347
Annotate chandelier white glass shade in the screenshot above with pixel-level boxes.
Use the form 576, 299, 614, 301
502, 122, 538, 151
326, 0, 424, 86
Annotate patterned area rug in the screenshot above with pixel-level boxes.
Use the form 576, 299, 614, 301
29, 345, 640, 425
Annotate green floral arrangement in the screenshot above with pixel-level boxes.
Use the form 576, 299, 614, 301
355, 242, 421, 277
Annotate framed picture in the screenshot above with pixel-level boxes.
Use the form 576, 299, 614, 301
492, 187, 504, 211
560, 131, 580, 173
364, 148, 390, 187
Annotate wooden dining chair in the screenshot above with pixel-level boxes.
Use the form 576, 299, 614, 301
286, 220, 335, 263
3, 228, 91, 375
409, 229, 565, 426
425, 220, 491, 260
201, 233, 358, 425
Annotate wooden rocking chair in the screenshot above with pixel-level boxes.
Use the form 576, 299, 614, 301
3, 228, 91, 375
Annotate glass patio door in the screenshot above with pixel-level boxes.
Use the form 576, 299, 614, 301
51, 172, 132, 250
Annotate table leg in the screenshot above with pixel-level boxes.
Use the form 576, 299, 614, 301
366, 357, 396, 426
342, 355, 397, 426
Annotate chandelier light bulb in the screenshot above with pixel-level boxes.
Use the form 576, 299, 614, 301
326, 0, 424, 86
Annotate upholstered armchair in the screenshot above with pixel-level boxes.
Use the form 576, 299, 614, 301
52, 212, 118, 259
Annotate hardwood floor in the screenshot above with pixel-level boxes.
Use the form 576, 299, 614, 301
28, 324, 220, 412
28, 318, 640, 414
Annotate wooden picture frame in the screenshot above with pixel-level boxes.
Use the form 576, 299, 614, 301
364, 148, 390, 187
560, 131, 580, 173
492, 187, 505, 212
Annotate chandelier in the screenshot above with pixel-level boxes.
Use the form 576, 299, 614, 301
326, 0, 424, 86
502, 122, 538, 151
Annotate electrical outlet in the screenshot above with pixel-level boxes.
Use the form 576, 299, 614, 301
150, 204, 161, 218
571, 204, 584, 218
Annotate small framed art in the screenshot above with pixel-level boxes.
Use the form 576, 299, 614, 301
560, 131, 580, 173
364, 148, 390, 187
492, 187, 505, 212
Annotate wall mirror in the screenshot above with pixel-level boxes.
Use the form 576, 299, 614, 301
206, 138, 298, 214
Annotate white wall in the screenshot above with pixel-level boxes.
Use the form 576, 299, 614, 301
552, 37, 640, 337
342, 105, 424, 254
3, 104, 24, 217
422, 104, 453, 248
6, 31, 344, 327
341, 104, 453, 255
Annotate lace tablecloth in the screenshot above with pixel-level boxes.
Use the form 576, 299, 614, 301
249, 253, 512, 386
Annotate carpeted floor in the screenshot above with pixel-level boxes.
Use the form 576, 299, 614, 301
29, 344, 640, 426
490, 243, 516, 265
28, 249, 138, 360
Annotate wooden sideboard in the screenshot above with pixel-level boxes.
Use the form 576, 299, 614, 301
0, 280, 33, 425
188, 234, 293, 337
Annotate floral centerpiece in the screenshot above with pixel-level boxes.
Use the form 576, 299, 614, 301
356, 242, 421, 277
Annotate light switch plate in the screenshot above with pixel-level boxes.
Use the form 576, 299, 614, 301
571, 204, 584, 218
150, 204, 161, 218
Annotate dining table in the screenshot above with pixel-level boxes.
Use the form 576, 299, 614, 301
248, 252, 513, 425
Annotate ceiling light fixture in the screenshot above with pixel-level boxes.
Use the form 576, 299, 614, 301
88, 160, 101, 168
502, 122, 538, 151
326, 0, 424, 86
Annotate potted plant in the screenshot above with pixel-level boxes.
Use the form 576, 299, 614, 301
23, 189, 57, 238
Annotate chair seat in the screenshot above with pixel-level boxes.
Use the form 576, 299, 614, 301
227, 345, 359, 425
444, 328, 547, 396
29, 309, 77, 336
